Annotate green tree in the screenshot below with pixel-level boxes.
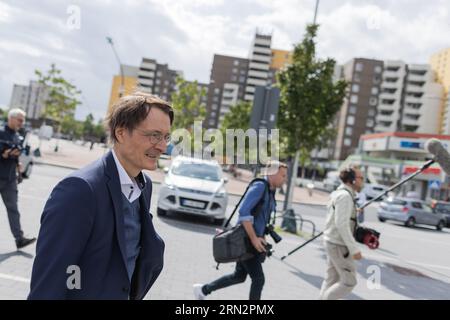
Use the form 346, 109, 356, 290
82, 113, 95, 139
35, 63, 81, 151
170, 77, 207, 131
277, 24, 347, 208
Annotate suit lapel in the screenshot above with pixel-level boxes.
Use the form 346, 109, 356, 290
103, 151, 128, 271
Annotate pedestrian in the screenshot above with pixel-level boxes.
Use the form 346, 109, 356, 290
319, 166, 364, 300
29, 92, 173, 299
0, 108, 36, 249
193, 160, 287, 300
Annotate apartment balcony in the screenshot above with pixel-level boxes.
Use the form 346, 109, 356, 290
253, 46, 272, 56
376, 114, 394, 123
249, 61, 270, 71
403, 106, 421, 115
140, 62, 157, 71
247, 69, 269, 79
407, 73, 426, 83
254, 37, 272, 47
378, 92, 397, 100
244, 94, 254, 101
245, 86, 255, 93
381, 81, 400, 90
246, 78, 267, 87
406, 84, 424, 94
382, 70, 401, 79
138, 78, 154, 87
138, 70, 155, 79
402, 117, 420, 126
404, 95, 422, 104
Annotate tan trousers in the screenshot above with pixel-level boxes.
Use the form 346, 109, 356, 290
319, 241, 357, 300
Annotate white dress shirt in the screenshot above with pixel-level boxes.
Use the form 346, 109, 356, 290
112, 150, 145, 203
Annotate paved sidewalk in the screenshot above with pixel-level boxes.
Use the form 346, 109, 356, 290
27, 134, 329, 206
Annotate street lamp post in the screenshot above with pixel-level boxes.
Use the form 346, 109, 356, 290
106, 37, 125, 98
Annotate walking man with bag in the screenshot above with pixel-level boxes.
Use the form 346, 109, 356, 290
193, 160, 287, 300
319, 166, 364, 300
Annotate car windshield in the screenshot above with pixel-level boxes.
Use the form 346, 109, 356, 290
172, 162, 221, 181
385, 198, 407, 206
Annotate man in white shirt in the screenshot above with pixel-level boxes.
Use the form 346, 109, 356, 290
319, 166, 364, 300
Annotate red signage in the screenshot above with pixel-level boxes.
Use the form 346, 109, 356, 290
403, 166, 441, 175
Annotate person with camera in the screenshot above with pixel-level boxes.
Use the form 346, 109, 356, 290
0, 109, 36, 249
319, 166, 364, 300
193, 160, 287, 300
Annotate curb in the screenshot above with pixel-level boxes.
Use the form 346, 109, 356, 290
34, 161, 328, 208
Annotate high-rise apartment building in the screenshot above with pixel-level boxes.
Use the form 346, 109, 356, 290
430, 48, 450, 134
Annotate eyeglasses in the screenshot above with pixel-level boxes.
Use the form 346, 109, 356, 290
134, 128, 171, 145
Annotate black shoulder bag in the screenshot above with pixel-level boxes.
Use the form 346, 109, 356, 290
212, 178, 269, 266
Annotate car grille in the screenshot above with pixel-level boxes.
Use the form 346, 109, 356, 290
178, 187, 213, 196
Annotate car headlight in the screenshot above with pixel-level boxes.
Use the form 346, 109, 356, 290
215, 188, 227, 198
164, 178, 176, 190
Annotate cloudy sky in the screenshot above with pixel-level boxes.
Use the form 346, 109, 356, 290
0, 0, 449, 121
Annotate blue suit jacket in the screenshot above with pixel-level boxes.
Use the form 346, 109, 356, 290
28, 151, 165, 299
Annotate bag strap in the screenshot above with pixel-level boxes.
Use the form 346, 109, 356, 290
223, 178, 269, 228
331, 188, 358, 233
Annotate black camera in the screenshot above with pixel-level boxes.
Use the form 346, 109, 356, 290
264, 243, 273, 257
265, 224, 282, 243
0, 139, 25, 153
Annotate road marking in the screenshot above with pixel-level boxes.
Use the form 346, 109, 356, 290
0, 273, 30, 283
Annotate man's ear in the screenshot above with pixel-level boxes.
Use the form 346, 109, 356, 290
115, 127, 125, 144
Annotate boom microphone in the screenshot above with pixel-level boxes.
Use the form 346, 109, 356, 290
425, 139, 450, 176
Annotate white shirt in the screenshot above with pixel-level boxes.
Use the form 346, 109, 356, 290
112, 149, 144, 203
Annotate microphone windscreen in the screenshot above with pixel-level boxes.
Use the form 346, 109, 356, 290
425, 138, 450, 176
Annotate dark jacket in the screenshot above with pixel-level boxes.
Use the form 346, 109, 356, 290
0, 125, 22, 181
28, 151, 165, 299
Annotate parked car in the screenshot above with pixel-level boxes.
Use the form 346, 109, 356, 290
377, 197, 446, 231
156, 156, 228, 225
363, 184, 389, 201
323, 171, 341, 192
19, 146, 33, 178
430, 200, 450, 228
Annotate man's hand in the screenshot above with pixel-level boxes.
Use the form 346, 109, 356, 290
251, 237, 267, 253
352, 252, 363, 260
2, 148, 12, 159
10, 149, 20, 157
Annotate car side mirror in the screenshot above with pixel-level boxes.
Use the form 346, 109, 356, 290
223, 177, 229, 184
24, 145, 31, 156
163, 167, 169, 174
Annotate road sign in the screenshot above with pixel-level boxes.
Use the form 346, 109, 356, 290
428, 180, 441, 189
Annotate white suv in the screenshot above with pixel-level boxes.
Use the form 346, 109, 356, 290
156, 156, 228, 225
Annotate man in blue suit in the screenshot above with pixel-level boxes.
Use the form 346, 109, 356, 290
29, 92, 173, 299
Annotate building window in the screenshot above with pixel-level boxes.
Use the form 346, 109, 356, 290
366, 119, 374, 127
240, 69, 246, 75
232, 68, 238, 74
164, 80, 169, 85
213, 96, 219, 102
344, 138, 352, 146
371, 87, 379, 95
157, 71, 162, 77
234, 60, 240, 66
349, 105, 357, 114
231, 75, 237, 82
347, 115, 355, 125
214, 88, 220, 94
374, 65, 382, 73
209, 120, 215, 126
353, 73, 361, 82
369, 97, 378, 106
350, 95, 358, 104
355, 62, 364, 72
212, 104, 218, 110
352, 84, 360, 93
345, 127, 353, 136
156, 79, 161, 85
368, 109, 376, 117
211, 112, 216, 117
373, 76, 381, 84
239, 76, 246, 83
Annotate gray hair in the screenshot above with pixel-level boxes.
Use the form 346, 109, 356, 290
8, 108, 26, 119
262, 160, 288, 176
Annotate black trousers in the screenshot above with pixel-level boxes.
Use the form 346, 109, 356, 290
204, 254, 265, 300
0, 179, 23, 240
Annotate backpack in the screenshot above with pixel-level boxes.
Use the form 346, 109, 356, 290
212, 178, 269, 264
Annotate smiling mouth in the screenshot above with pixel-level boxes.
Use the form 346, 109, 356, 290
145, 153, 159, 159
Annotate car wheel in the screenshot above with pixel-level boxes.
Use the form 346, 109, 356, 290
378, 217, 386, 222
405, 217, 415, 228
22, 163, 33, 178
157, 207, 167, 216
436, 220, 445, 231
